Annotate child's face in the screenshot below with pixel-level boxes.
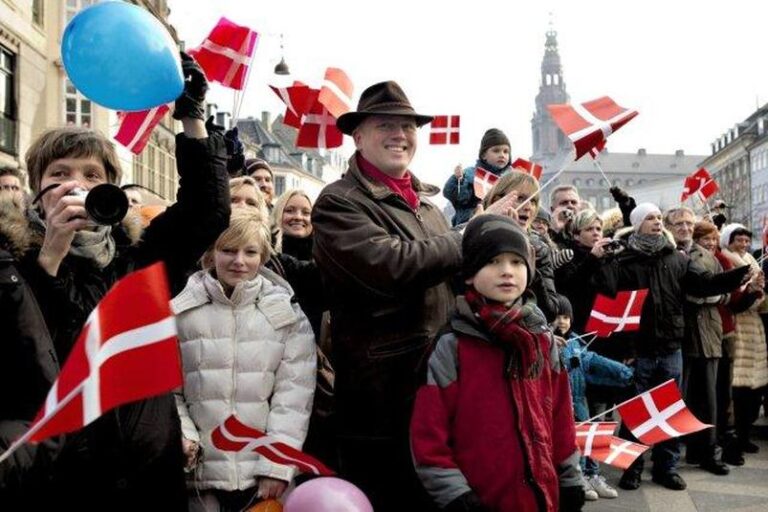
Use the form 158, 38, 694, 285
214, 242, 263, 293
481, 144, 511, 168
466, 252, 527, 304
554, 314, 571, 334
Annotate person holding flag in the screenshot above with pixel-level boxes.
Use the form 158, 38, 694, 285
12, 53, 230, 509
443, 128, 512, 226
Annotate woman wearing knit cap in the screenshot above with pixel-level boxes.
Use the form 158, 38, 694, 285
443, 128, 511, 226
717, 223, 768, 462
592, 203, 751, 492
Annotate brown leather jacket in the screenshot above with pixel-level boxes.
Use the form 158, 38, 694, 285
312, 154, 461, 436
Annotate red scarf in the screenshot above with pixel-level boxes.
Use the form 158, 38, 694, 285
464, 288, 544, 379
357, 153, 420, 211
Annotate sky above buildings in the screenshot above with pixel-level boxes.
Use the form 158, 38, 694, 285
168, 0, 768, 197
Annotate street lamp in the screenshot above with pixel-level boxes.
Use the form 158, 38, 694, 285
274, 34, 290, 75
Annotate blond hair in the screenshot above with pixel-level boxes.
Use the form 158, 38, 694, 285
569, 209, 603, 237
271, 188, 313, 252
482, 170, 540, 214
229, 177, 269, 224
25, 127, 122, 194
201, 210, 272, 269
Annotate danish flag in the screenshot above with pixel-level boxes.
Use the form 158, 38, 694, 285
212, 415, 334, 476
548, 97, 638, 160
590, 437, 650, 470
511, 158, 543, 180
617, 379, 711, 445
318, 67, 354, 119
473, 168, 499, 200
114, 105, 170, 154
575, 422, 617, 456
296, 101, 343, 149
588, 140, 607, 160
29, 262, 180, 442
430, 115, 460, 145
188, 17, 258, 90
270, 82, 318, 129
584, 289, 649, 338
681, 168, 719, 202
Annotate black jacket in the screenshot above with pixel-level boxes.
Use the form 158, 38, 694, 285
554, 241, 603, 334
17, 132, 230, 510
529, 231, 560, 322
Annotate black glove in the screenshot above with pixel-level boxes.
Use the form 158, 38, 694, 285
712, 213, 727, 230
609, 186, 636, 228
445, 491, 492, 512
173, 51, 209, 121
224, 126, 245, 176
559, 485, 585, 512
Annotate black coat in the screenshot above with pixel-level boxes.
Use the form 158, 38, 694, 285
592, 241, 749, 357
554, 241, 603, 334
530, 231, 560, 322
17, 132, 230, 510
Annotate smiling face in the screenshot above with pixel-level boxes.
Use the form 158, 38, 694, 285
251, 168, 274, 203
466, 252, 528, 304
669, 210, 695, 245
698, 232, 719, 253
281, 193, 312, 238
729, 234, 752, 255
353, 115, 418, 177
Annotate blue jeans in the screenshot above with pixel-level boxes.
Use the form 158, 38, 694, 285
581, 456, 599, 477
619, 350, 683, 475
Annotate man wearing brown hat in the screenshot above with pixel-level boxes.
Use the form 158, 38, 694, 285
311, 81, 462, 511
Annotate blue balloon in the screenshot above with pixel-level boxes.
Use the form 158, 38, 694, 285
61, 1, 183, 111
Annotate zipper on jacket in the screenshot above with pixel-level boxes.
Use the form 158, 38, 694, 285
230, 305, 240, 487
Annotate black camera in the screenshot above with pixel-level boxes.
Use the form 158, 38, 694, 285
68, 184, 129, 225
603, 240, 623, 253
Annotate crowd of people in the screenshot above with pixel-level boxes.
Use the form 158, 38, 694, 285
0, 55, 766, 512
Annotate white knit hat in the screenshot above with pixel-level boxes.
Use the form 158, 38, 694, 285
629, 202, 662, 231
719, 223, 752, 249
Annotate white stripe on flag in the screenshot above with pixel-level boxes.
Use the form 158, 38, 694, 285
222, 34, 252, 87
322, 80, 352, 110
589, 311, 641, 327
126, 107, 161, 152
277, 88, 298, 116
94, 316, 177, 366
304, 110, 334, 148
262, 443, 322, 475
568, 109, 634, 144
604, 440, 643, 464
631, 397, 685, 439
82, 309, 102, 424
219, 420, 272, 452
200, 38, 251, 66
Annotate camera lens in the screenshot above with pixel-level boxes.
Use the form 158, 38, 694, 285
85, 184, 129, 225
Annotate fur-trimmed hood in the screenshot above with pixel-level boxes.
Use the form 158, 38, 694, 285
0, 200, 36, 259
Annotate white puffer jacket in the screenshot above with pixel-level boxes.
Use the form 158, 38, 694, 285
172, 268, 316, 491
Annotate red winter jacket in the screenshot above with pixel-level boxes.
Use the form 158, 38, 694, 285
410, 297, 581, 512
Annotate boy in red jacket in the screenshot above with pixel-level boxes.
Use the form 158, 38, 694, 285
411, 215, 584, 512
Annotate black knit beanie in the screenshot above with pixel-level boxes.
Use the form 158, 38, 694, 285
462, 214, 534, 284
555, 295, 573, 320
479, 128, 511, 159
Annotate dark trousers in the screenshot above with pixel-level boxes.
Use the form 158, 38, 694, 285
620, 350, 683, 476
683, 356, 720, 460
733, 386, 767, 444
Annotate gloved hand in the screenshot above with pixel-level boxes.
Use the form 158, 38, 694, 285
224, 126, 245, 176
173, 51, 209, 121
445, 491, 492, 512
712, 213, 727, 230
609, 186, 636, 228
559, 485, 585, 512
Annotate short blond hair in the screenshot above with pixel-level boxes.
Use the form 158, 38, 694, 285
202, 210, 272, 269
271, 188, 313, 252
569, 209, 602, 237
229, 177, 269, 224
482, 170, 540, 214
25, 127, 122, 194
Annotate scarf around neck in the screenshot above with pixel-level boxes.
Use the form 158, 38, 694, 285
476, 158, 511, 176
464, 287, 547, 379
357, 153, 421, 211
628, 232, 669, 256
30, 209, 116, 269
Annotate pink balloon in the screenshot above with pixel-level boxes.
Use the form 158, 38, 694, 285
284, 477, 373, 512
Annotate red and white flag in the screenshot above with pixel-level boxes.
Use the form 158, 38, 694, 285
473, 168, 499, 200
681, 168, 719, 202
548, 97, 638, 160
296, 101, 343, 149
114, 105, 170, 154
318, 67, 354, 119
588, 140, 607, 160
212, 415, 334, 476
576, 422, 618, 456
511, 158, 543, 180
584, 289, 649, 338
188, 17, 258, 90
269, 82, 318, 129
590, 436, 650, 470
617, 379, 711, 446
29, 263, 180, 442
430, 115, 460, 145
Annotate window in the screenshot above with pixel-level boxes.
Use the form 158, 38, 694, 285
0, 46, 16, 155
66, 0, 96, 24
274, 175, 286, 197
626, 179, 634, 187
585, 178, 594, 187
64, 79, 91, 127
601, 196, 611, 209
573, 178, 581, 187
32, 0, 45, 27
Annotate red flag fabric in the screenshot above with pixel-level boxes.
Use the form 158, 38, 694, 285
584, 289, 649, 338
473, 168, 499, 200
547, 97, 638, 160
296, 100, 343, 149
588, 140, 607, 159
270, 83, 318, 129
575, 422, 618, 456
188, 17, 258, 90
616, 379, 711, 445
318, 67, 354, 119
430, 115, 460, 145
681, 168, 719, 202
29, 263, 180, 442
590, 436, 650, 470
211, 415, 334, 476
511, 158, 543, 180
114, 105, 170, 154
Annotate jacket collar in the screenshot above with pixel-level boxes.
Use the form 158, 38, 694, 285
344, 152, 440, 202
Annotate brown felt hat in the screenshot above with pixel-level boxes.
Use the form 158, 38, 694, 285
336, 81, 434, 135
